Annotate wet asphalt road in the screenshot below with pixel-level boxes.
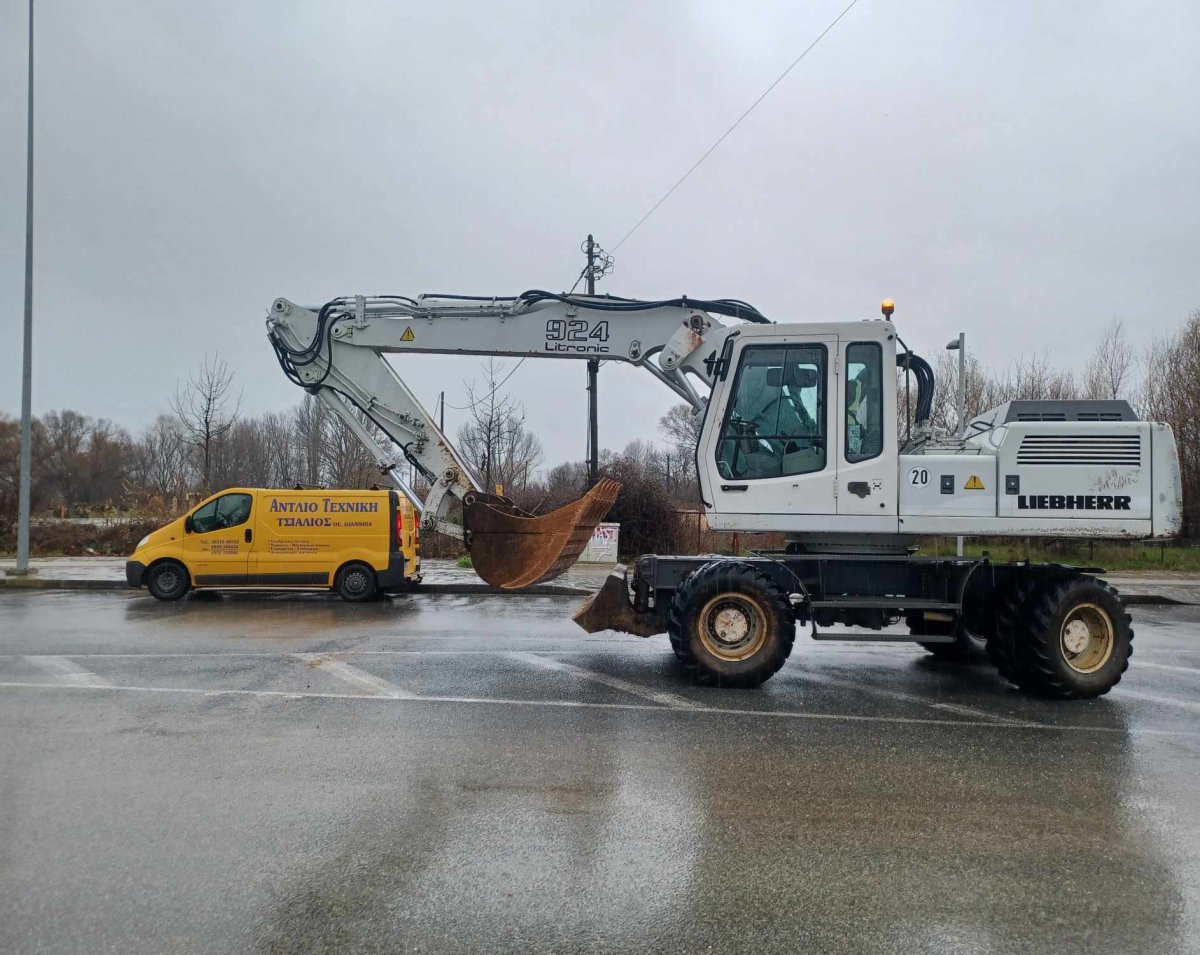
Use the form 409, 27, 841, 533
1, 591, 1199, 954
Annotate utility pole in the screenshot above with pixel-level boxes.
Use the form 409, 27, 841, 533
438, 390, 444, 432
585, 234, 599, 486
12, 0, 36, 576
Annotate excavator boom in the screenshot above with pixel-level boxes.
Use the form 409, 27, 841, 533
266, 292, 743, 588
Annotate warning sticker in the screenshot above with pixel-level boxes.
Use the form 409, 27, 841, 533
400, 327, 416, 342
964, 475, 985, 490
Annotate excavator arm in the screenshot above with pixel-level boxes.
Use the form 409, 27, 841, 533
266, 290, 766, 587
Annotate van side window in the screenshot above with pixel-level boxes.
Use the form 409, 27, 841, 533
845, 342, 883, 463
192, 493, 253, 533
716, 344, 827, 480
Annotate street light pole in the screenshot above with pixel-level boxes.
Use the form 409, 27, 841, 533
13, 0, 36, 576
956, 332, 965, 440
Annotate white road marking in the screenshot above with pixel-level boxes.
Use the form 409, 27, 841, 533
796, 671, 1037, 726
291, 653, 416, 699
1133, 661, 1200, 675
1114, 689, 1200, 713
0, 648, 667, 659
5, 679, 1200, 736
22, 655, 109, 687
509, 652, 702, 709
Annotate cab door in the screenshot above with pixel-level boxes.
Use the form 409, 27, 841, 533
700, 334, 838, 519
181, 491, 254, 585
837, 339, 897, 516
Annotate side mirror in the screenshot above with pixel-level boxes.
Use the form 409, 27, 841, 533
184, 515, 194, 534
790, 367, 818, 389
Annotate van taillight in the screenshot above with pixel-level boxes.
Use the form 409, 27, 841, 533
395, 509, 404, 544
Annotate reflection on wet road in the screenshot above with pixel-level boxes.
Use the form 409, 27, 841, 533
1, 592, 1198, 953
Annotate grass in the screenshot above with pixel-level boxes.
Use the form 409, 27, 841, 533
919, 537, 1200, 572
456, 554, 473, 568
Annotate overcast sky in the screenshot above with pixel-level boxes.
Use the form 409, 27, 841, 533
1, 0, 1197, 468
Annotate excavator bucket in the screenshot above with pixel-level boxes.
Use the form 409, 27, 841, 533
465, 478, 621, 590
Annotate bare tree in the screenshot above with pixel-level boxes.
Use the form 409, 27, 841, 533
542, 459, 590, 510
211, 419, 273, 490
293, 394, 328, 487
258, 411, 303, 488
1002, 353, 1079, 401
323, 409, 382, 488
657, 403, 703, 498
170, 353, 241, 493
658, 404, 703, 451
1082, 319, 1133, 400
1140, 311, 1200, 533
455, 359, 543, 493
84, 419, 133, 508
41, 410, 90, 512
134, 415, 191, 507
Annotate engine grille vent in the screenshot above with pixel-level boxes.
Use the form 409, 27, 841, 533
1017, 434, 1141, 467
1015, 411, 1127, 422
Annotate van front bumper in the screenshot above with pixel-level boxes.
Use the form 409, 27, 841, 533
126, 560, 147, 588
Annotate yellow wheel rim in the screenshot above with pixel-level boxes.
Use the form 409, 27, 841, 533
1059, 603, 1114, 674
697, 593, 768, 662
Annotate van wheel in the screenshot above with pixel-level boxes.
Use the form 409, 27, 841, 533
147, 560, 189, 601
335, 562, 378, 602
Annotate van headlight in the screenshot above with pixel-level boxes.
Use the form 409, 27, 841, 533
136, 535, 150, 549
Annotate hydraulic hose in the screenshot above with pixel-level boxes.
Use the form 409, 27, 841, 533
908, 353, 935, 425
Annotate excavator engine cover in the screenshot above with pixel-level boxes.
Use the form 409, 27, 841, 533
464, 478, 621, 590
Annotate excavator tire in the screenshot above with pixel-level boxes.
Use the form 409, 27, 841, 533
667, 560, 794, 688
1015, 576, 1132, 699
987, 573, 1041, 688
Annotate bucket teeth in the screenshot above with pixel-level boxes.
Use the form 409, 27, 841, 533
465, 478, 621, 590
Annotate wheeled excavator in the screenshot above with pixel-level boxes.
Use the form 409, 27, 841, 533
266, 290, 1182, 698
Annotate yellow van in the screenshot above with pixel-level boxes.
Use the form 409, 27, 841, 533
126, 487, 420, 602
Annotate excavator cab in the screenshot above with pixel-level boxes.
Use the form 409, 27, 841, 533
463, 479, 621, 589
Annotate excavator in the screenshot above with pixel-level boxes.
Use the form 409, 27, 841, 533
267, 290, 1182, 698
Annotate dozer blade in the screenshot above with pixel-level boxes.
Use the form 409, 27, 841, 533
465, 478, 621, 590
572, 566, 664, 637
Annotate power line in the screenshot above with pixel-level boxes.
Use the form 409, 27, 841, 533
611, 0, 862, 253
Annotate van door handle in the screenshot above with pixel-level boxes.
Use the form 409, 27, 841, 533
244, 528, 252, 543
720, 484, 748, 492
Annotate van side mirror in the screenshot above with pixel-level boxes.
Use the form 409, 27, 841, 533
184, 515, 194, 534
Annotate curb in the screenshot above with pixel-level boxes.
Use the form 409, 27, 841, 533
0, 578, 1190, 605
0, 577, 594, 598
0, 578, 132, 592
414, 583, 592, 597
1121, 594, 1188, 607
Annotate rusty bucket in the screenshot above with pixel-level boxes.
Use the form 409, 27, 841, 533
465, 478, 621, 590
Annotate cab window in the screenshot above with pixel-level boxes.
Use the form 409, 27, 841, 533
845, 343, 883, 462
191, 493, 253, 533
717, 344, 827, 480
